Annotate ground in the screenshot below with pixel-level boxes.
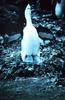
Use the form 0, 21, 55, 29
0, 5, 65, 100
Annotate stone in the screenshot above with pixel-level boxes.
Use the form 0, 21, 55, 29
4, 34, 9, 43
45, 40, 50, 45
60, 36, 65, 42
38, 32, 54, 40
0, 35, 4, 44
0, 45, 4, 53
8, 33, 21, 42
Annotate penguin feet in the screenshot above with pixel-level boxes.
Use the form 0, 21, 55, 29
21, 53, 42, 64
24, 55, 33, 63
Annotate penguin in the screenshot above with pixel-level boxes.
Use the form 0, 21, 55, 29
52, 0, 65, 18
55, 0, 62, 18
21, 4, 42, 64
61, 0, 65, 18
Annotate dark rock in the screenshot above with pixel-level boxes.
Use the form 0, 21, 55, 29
11, 66, 21, 74
37, 25, 52, 33
8, 33, 21, 42
39, 32, 54, 40
53, 59, 64, 72
11, 64, 35, 77
56, 78, 65, 86
61, 63, 65, 78
16, 62, 25, 69
37, 25, 54, 40
0, 73, 6, 80
11, 66, 24, 77
5, 74, 15, 80
18, 69, 34, 77
56, 30, 63, 37
0, 70, 2, 74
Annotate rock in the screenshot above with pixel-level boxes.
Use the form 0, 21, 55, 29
0, 65, 2, 70
56, 78, 65, 86
17, 64, 35, 77
0, 45, 4, 53
0, 74, 4, 80
0, 70, 2, 74
8, 33, 21, 42
0, 35, 4, 44
37, 26, 54, 40
0, 72, 6, 80
25, 65, 34, 72
61, 63, 65, 78
4, 34, 9, 43
11, 67, 22, 74
45, 40, 50, 45
11, 66, 34, 77
39, 32, 54, 40
5, 74, 16, 80
60, 36, 65, 42
37, 25, 52, 33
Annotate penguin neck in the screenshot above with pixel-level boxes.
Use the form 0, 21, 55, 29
25, 15, 32, 26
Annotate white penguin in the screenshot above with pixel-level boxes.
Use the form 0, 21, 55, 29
21, 4, 42, 64
55, 0, 62, 17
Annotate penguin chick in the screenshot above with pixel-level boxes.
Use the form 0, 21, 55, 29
21, 4, 42, 64
55, 0, 62, 17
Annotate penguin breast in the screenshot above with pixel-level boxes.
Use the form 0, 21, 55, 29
22, 24, 40, 55
55, 2, 62, 17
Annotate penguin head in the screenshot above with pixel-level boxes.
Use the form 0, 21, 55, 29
24, 4, 31, 19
